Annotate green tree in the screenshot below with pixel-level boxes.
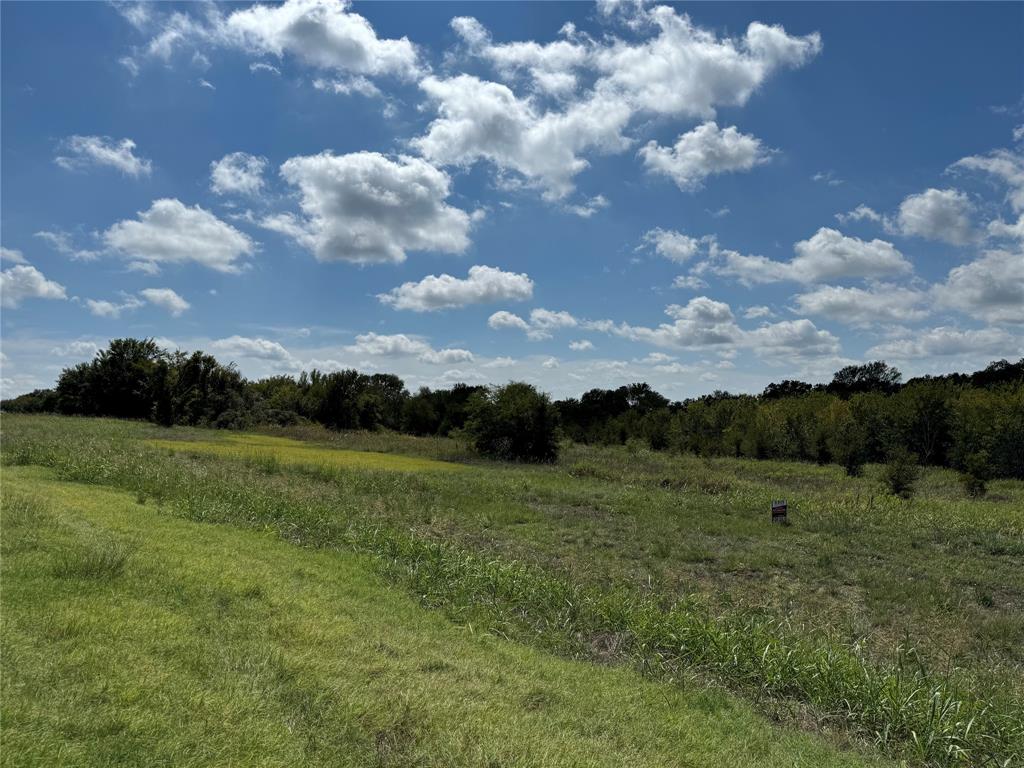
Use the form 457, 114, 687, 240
465, 382, 560, 462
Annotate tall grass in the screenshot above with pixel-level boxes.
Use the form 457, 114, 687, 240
2, 415, 1022, 766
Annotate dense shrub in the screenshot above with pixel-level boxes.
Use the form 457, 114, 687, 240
959, 451, 991, 498
464, 382, 560, 462
883, 447, 921, 499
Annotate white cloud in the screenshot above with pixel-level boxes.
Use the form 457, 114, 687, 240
1, 264, 67, 309
50, 340, 100, 358
541, 356, 559, 369
413, 74, 632, 201
267, 152, 472, 264
594, 296, 839, 358
987, 213, 1024, 243
951, 146, 1024, 213
794, 284, 929, 327
210, 152, 268, 196
564, 194, 609, 218
452, 15, 588, 96
140, 287, 190, 317
311, 75, 382, 98
812, 170, 843, 186
34, 230, 100, 261
222, 0, 422, 79
836, 204, 884, 225
894, 188, 975, 245
379, 265, 533, 311
198, 78, 216, 90
789, 228, 911, 282
639, 121, 771, 191
642, 228, 701, 263
868, 327, 1019, 359
345, 332, 473, 365
54, 135, 152, 177
743, 305, 773, 319
103, 198, 256, 273
569, 339, 594, 351
417, 9, 819, 200
86, 296, 144, 318
487, 307, 578, 340
249, 61, 281, 75
488, 310, 530, 332
482, 356, 516, 368
932, 248, 1024, 324
0, 247, 27, 264
672, 274, 707, 290
211, 335, 295, 362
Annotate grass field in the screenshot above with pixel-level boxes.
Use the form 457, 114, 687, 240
2, 414, 1022, 766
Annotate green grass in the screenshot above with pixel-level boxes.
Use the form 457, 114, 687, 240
146, 433, 467, 474
1, 466, 889, 768
2, 414, 1022, 766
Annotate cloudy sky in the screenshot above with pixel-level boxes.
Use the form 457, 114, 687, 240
2, 1, 1022, 399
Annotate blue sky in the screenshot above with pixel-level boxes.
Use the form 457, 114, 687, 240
2, 0, 1022, 399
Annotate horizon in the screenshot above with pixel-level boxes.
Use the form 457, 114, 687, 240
2, 1, 1023, 400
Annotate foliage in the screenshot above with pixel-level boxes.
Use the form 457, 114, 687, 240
882, 447, 921, 499
960, 450, 992, 498
2, 340, 1023, 477
464, 382, 560, 462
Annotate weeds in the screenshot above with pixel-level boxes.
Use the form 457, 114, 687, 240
53, 538, 133, 580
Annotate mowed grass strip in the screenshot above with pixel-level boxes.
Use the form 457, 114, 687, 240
146, 433, 466, 474
0, 466, 890, 768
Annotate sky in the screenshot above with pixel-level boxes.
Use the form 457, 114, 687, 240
2, 0, 1022, 401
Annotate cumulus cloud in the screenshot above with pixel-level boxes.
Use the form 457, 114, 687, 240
591, 296, 839, 358
743, 305, 773, 319
932, 248, 1024, 324
416, 9, 819, 199
86, 296, 144, 318
379, 265, 533, 311
487, 308, 578, 340
1, 264, 67, 309
345, 332, 472, 364
697, 228, 910, 286
639, 122, 771, 191
137, 0, 422, 80
672, 274, 707, 290
894, 188, 975, 244
569, 340, 594, 351
210, 152, 268, 196
140, 287, 190, 317
868, 327, 1019, 360
452, 15, 588, 96
794, 284, 929, 327
836, 204, 884, 225
103, 198, 256, 273
789, 228, 911, 282
222, 0, 422, 79
413, 74, 632, 201
211, 335, 295, 362
55, 135, 152, 177
642, 228, 702, 263
266, 152, 472, 264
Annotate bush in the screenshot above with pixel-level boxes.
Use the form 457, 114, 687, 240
464, 382, 559, 462
882, 447, 920, 499
960, 450, 991, 498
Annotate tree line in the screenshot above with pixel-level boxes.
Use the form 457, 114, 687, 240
2, 338, 1021, 479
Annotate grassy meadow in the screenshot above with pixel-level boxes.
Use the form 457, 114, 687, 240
2, 414, 1022, 766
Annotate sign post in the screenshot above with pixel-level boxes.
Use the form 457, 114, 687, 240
771, 499, 788, 524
